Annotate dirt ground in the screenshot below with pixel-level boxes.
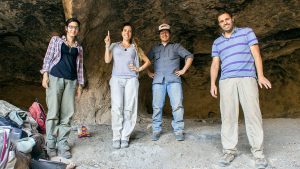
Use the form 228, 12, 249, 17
64, 116, 300, 169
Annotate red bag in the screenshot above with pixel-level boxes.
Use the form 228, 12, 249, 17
29, 102, 46, 134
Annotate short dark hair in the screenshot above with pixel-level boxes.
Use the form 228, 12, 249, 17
216, 10, 233, 20
65, 18, 80, 27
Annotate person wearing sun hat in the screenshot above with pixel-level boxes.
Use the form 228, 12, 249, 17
147, 23, 193, 141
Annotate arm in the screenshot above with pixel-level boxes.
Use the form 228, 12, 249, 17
77, 84, 83, 98
138, 53, 151, 72
146, 48, 155, 78
250, 44, 272, 89
41, 36, 58, 89
175, 44, 194, 76
129, 48, 151, 72
41, 36, 57, 74
77, 47, 84, 98
42, 72, 49, 89
104, 47, 112, 63
210, 57, 220, 98
175, 56, 193, 76
104, 31, 112, 63
147, 68, 155, 78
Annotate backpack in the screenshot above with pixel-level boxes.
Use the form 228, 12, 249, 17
0, 127, 12, 169
29, 102, 46, 134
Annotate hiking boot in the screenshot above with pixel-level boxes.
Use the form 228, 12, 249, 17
47, 148, 57, 158
175, 132, 184, 141
218, 153, 236, 167
112, 140, 121, 149
59, 149, 72, 159
255, 158, 268, 169
120, 140, 129, 148
151, 132, 161, 141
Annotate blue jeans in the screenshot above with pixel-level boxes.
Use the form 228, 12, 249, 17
152, 82, 184, 133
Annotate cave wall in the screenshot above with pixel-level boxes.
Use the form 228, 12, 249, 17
0, 0, 65, 82
1, 0, 300, 124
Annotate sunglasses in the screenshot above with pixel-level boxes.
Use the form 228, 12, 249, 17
67, 25, 80, 30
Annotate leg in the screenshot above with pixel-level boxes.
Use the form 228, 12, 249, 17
57, 78, 76, 158
46, 75, 64, 151
110, 77, 125, 142
166, 82, 184, 134
121, 78, 139, 142
238, 78, 265, 159
152, 83, 167, 133
219, 78, 240, 155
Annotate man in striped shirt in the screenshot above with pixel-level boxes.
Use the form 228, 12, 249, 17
210, 11, 272, 169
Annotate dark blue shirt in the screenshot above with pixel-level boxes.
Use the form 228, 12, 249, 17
148, 42, 193, 84
50, 43, 78, 80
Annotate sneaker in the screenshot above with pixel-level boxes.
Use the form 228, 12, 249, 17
58, 149, 72, 159
151, 132, 161, 141
175, 132, 184, 141
112, 140, 121, 149
47, 148, 57, 158
218, 153, 236, 167
255, 158, 268, 169
121, 140, 129, 148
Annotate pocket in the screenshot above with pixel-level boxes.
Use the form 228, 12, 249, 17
169, 52, 178, 60
154, 54, 160, 61
70, 80, 77, 89
154, 50, 161, 61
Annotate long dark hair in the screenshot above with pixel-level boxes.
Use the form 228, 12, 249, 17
121, 22, 134, 44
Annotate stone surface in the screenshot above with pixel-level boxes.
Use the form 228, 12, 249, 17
0, 0, 300, 124
0, 0, 65, 82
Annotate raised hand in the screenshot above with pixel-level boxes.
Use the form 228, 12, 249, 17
104, 30, 111, 47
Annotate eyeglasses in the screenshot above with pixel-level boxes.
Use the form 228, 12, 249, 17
68, 25, 80, 30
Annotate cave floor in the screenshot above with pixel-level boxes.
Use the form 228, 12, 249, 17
61, 117, 300, 169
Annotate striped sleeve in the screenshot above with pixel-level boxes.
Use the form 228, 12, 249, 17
40, 36, 58, 74
246, 28, 258, 46
77, 46, 84, 85
211, 41, 219, 57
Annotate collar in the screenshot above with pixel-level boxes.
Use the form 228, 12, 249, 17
117, 41, 134, 47
159, 42, 174, 46
62, 35, 79, 47
221, 27, 238, 38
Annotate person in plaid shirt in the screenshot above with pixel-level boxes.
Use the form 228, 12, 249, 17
40, 18, 84, 159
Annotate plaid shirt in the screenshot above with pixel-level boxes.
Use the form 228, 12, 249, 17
40, 36, 84, 85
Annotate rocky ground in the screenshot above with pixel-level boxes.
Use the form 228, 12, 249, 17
64, 116, 300, 169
